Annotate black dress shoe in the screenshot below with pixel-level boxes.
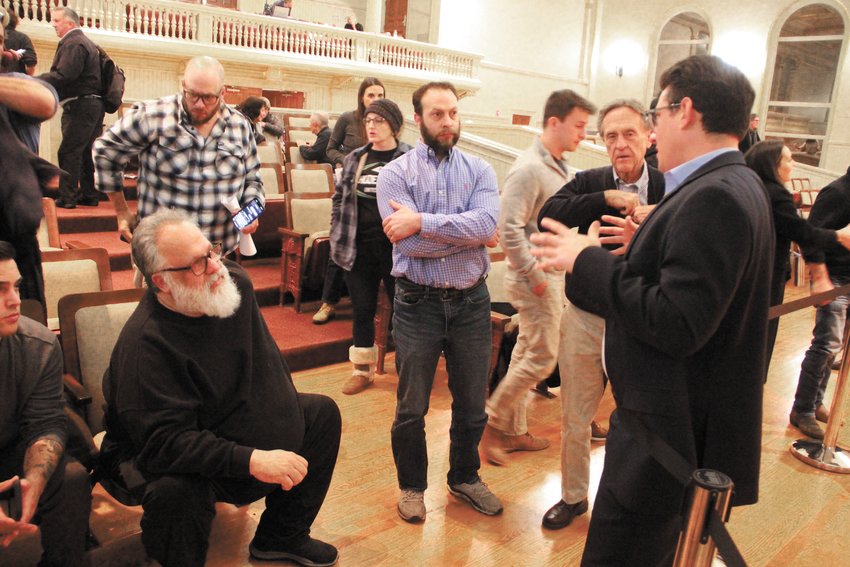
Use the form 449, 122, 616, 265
542, 498, 588, 530
54, 198, 76, 209
78, 197, 100, 206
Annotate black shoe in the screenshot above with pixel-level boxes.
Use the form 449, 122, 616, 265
78, 196, 100, 206
54, 198, 76, 209
542, 498, 588, 530
249, 536, 338, 566
790, 409, 824, 440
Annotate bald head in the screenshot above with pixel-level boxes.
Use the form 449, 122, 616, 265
184, 56, 225, 89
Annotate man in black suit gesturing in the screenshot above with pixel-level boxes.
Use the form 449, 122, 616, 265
532, 55, 773, 565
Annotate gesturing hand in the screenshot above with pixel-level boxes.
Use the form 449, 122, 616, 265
530, 218, 600, 273
598, 214, 639, 255
249, 450, 308, 490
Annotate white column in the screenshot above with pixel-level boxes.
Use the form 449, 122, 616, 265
365, 0, 383, 34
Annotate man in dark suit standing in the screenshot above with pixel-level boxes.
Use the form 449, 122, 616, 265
39, 7, 104, 209
537, 99, 665, 531
738, 113, 760, 153
532, 55, 773, 566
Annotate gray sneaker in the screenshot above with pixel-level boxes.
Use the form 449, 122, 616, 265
448, 479, 503, 516
397, 489, 426, 522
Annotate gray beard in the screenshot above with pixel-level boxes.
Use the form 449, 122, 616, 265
164, 267, 241, 318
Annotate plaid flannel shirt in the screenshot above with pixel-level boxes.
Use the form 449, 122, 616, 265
94, 94, 264, 253
330, 141, 412, 270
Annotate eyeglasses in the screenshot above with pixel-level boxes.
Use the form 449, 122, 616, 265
644, 102, 681, 128
184, 88, 222, 106
363, 117, 387, 126
158, 243, 223, 276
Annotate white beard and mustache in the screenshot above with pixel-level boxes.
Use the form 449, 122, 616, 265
162, 266, 242, 318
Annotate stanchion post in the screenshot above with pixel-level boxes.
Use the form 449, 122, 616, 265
790, 320, 850, 473
673, 470, 734, 567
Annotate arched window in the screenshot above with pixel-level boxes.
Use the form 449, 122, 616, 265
653, 12, 711, 97
766, 4, 845, 167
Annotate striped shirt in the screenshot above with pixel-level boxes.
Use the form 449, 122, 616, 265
94, 95, 264, 253
376, 140, 499, 289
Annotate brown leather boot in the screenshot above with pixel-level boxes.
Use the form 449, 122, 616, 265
480, 424, 509, 466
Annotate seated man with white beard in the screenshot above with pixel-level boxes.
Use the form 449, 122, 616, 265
99, 209, 341, 567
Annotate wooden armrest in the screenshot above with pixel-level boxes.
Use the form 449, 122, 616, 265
64, 240, 93, 249
490, 311, 511, 330
63, 374, 93, 406
277, 227, 309, 239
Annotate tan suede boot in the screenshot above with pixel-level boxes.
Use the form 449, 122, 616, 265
342, 345, 377, 395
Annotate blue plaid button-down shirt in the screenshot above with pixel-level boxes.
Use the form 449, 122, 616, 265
377, 140, 499, 289
94, 95, 264, 254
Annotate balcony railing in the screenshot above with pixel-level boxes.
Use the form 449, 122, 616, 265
4, 0, 481, 83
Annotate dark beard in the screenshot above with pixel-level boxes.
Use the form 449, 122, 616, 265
420, 123, 460, 156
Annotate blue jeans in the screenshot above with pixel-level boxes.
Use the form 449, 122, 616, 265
793, 276, 850, 416
391, 277, 492, 490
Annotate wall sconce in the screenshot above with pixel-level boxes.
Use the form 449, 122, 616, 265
603, 39, 646, 80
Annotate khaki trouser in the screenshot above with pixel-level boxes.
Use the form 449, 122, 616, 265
486, 271, 564, 435
559, 301, 605, 504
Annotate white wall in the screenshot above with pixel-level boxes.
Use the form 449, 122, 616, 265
437, 0, 589, 121
587, 0, 850, 173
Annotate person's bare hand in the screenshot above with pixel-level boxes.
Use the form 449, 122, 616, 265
241, 219, 259, 235
632, 205, 655, 224
598, 214, 639, 255
604, 190, 639, 216
249, 450, 308, 490
530, 218, 600, 273
117, 214, 134, 243
382, 200, 422, 243
0, 476, 38, 548
485, 227, 500, 248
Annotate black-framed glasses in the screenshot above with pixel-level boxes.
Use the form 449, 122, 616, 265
644, 102, 681, 128
363, 116, 387, 126
183, 88, 222, 105
158, 243, 223, 276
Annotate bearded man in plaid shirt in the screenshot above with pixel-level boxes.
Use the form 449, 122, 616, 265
94, 56, 263, 255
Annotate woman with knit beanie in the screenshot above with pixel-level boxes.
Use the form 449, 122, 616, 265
329, 98, 411, 394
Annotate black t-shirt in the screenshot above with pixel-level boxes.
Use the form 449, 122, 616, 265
356, 147, 397, 241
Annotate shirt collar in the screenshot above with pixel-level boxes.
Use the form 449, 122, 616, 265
534, 137, 569, 175
415, 139, 454, 165
613, 161, 648, 188
59, 28, 83, 43
663, 147, 736, 195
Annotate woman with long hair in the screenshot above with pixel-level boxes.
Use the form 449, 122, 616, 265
745, 140, 850, 437
329, 98, 411, 395
325, 77, 385, 167
313, 77, 386, 325
235, 96, 283, 145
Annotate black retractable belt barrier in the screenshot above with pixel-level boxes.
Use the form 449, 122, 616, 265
673, 470, 740, 567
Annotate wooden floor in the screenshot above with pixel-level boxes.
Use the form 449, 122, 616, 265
9, 284, 850, 566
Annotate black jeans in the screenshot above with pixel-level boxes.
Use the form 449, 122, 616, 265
139, 394, 341, 567
320, 257, 346, 305
0, 442, 91, 567
58, 97, 104, 203
343, 238, 394, 346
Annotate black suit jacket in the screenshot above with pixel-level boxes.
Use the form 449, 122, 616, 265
538, 164, 665, 246
567, 151, 773, 512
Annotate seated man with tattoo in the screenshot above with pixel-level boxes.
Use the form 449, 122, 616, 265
0, 240, 91, 566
